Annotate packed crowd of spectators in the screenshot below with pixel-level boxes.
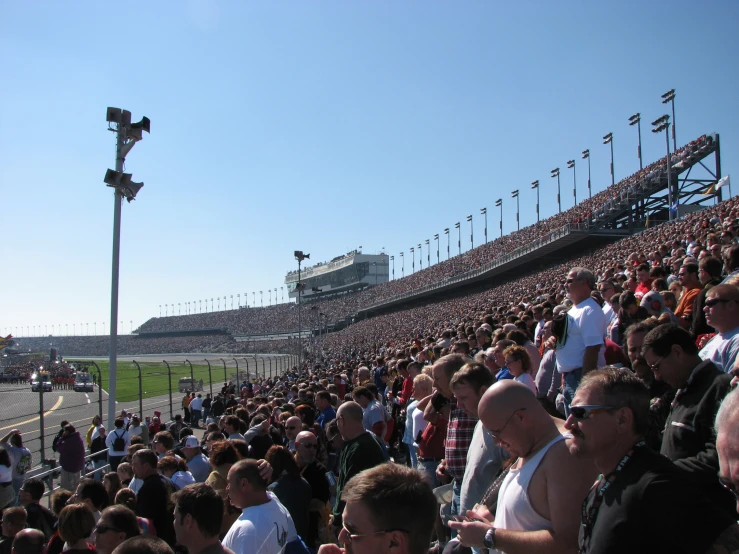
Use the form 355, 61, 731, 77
131, 134, 715, 338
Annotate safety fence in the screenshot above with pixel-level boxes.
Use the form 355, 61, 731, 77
0, 354, 296, 481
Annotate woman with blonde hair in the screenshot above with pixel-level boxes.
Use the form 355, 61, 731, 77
502, 345, 538, 395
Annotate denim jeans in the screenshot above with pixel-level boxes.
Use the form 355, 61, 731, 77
450, 479, 462, 538
417, 459, 441, 489
191, 409, 202, 428
562, 368, 583, 418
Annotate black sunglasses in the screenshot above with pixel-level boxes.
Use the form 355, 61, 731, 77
705, 298, 732, 308
569, 405, 615, 420
94, 523, 122, 535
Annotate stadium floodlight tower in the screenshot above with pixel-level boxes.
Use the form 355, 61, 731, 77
454, 222, 461, 255
444, 228, 450, 260
294, 250, 309, 369
466, 215, 473, 249
661, 89, 677, 152
480, 208, 487, 243
603, 133, 614, 186
582, 150, 592, 199
652, 115, 674, 221
103, 107, 150, 429
628, 113, 643, 170
567, 159, 577, 205
511, 190, 520, 231
531, 181, 540, 222
495, 199, 503, 237
551, 168, 561, 213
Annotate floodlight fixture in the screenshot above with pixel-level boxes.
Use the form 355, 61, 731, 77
551, 168, 560, 177
294, 251, 310, 262
661, 89, 675, 103
582, 149, 589, 159
495, 199, 502, 207
531, 180, 539, 188
603, 132, 613, 144
628, 113, 641, 126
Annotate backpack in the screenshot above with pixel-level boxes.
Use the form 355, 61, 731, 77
112, 429, 126, 452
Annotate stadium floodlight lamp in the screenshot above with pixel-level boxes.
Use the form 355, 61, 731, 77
603, 133, 613, 145
531, 180, 539, 189
454, 222, 460, 229
551, 168, 560, 177
582, 149, 589, 159
567, 160, 575, 169
628, 113, 641, 126
495, 199, 502, 207
444, 228, 449, 234
651, 115, 669, 129
661, 89, 675, 103
511, 190, 519, 198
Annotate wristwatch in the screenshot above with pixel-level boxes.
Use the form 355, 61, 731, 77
483, 527, 497, 549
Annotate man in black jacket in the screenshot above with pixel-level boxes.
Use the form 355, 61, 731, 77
17, 479, 56, 541
131, 449, 176, 547
642, 323, 736, 518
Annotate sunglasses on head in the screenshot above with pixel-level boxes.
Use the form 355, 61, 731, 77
569, 405, 616, 420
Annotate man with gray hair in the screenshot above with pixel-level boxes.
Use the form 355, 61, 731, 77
716, 387, 739, 513
551, 266, 607, 416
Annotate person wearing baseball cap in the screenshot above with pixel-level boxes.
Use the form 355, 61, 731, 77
181, 436, 210, 483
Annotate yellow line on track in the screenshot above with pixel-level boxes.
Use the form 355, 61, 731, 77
0, 396, 65, 431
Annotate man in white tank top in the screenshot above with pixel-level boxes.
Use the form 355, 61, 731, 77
449, 381, 597, 553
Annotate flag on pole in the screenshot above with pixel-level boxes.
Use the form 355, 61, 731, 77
703, 184, 716, 195
670, 201, 679, 215
717, 175, 731, 189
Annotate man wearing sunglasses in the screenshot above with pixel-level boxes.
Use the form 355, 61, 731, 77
319, 464, 435, 554
716, 387, 739, 513
642, 324, 736, 519
295, 431, 330, 549
565, 367, 737, 552
699, 285, 739, 373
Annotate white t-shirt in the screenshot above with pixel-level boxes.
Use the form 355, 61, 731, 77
362, 400, 386, 433
515, 373, 538, 395
556, 297, 607, 373
171, 471, 196, 490
699, 325, 739, 373
222, 492, 298, 554
105, 428, 130, 457
412, 404, 429, 444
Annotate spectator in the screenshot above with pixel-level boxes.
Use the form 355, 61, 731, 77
93, 505, 141, 554
110, 536, 174, 554
0, 451, 15, 515
71, 479, 108, 523
691, 256, 724, 336
565, 367, 737, 552
131, 450, 176, 547
56, 504, 94, 553
674, 262, 702, 329
502, 345, 537, 395
329, 464, 436, 554
106, 419, 130, 472
264, 446, 311, 541
0, 431, 31, 503
222, 459, 298, 554
189, 394, 204, 428
180, 437, 210, 484
554, 267, 607, 416
331, 402, 386, 534
716, 387, 739, 513
172, 484, 231, 554
54, 425, 85, 493
16, 479, 55, 540
157, 457, 195, 491
0, 508, 27, 554
699, 284, 739, 372
103, 473, 122, 508
642, 324, 736, 518
294, 431, 330, 549
450, 381, 596, 552
9, 528, 46, 554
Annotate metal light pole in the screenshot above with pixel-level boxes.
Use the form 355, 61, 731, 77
444, 228, 450, 259
252, 292, 255, 307
425, 239, 430, 267
531, 181, 540, 222
434, 234, 439, 264
567, 159, 577, 205
603, 133, 614, 186
103, 106, 149, 429
481, 208, 487, 243
662, 89, 676, 152
294, 251, 310, 370
390, 255, 395, 280
495, 198, 503, 237
582, 150, 591, 199
629, 113, 643, 170
511, 190, 520, 230
281, 287, 284, 302
455, 222, 461, 255
466, 215, 473, 249
400, 252, 404, 277
652, 115, 673, 221
410, 247, 415, 273
551, 168, 561, 213
260, 291, 263, 307
417, 244, 422, 270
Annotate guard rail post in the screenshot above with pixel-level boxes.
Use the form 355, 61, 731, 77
163, 360, 173, 421
233, 358, 240, 392
262, 358, 266, 380
38, 378, 46, 464
185, 359, 194, 388
132, 361, 143, 419
269, 357, 273, 379
204, 359, 213, 397
243, 357, 249, 382
220, 359, 227, 385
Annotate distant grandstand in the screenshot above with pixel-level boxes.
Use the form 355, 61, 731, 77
12, 131, 727, 358
285, 250, 389, 299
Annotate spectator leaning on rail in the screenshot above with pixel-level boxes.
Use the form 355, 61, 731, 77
54, 424, 85, 493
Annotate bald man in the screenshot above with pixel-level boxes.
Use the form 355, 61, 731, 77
284, 416, 303, 452
331, 402, 386, 534
449, 381, 596, 554
11, 529, 46, 554
716, 388, 739, 514
295, 432, 330, 549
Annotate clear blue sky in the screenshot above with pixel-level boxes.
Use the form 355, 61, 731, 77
2, 0, 738, 337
